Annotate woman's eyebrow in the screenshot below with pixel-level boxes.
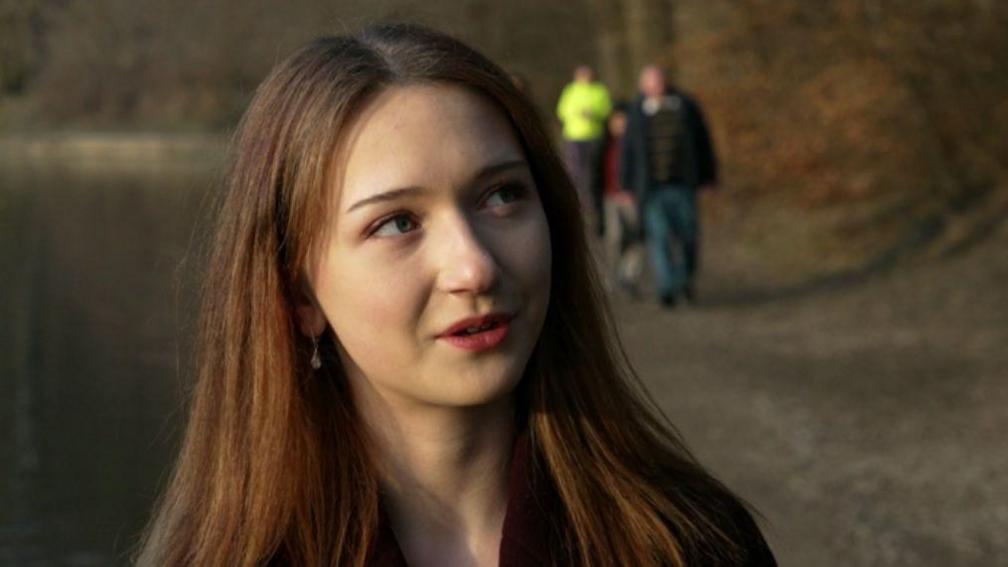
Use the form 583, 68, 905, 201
470, 159, 528, 182
461, 158, 532, 193
346, 186, 424, 213
345, 159, 529, 213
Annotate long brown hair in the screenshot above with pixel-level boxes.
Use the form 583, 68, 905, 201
139, 23, 753, 566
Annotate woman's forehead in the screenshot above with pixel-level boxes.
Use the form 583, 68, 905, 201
333, 83, 526, 210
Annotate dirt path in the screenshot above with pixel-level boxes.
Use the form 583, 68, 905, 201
610, 218, 1008, 565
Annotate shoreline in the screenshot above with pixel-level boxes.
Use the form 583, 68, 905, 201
0, 131, 228, 166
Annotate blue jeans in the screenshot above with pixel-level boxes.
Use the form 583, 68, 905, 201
642, 184, 698, 297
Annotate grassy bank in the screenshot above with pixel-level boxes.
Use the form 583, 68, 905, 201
0, 131, 227, 168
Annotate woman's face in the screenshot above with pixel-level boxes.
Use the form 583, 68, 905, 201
307, 83, 552, 411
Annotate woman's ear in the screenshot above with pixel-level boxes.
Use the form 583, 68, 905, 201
294, 280, 327, 337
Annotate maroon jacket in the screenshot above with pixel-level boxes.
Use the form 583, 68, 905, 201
364, 432, 776, 566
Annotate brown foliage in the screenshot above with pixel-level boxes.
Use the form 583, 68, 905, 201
676, 0, 1008, 213
7, 0, 1006, 262
17, 0, 596, 129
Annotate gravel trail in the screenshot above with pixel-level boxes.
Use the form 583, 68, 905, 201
612, 219, 1008, 566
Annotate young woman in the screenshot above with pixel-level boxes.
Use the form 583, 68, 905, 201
138, 23, 776, 567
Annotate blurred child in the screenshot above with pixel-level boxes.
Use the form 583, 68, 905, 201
602, 105, 644, 297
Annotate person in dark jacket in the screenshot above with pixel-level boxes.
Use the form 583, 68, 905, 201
620, 64, 718, 307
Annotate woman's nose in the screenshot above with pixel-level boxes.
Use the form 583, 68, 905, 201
434, 215, 500, 295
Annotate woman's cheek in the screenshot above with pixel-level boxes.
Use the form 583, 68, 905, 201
517, 209, 552, 288
331, 256, 419, 335
323, 264, 425, 381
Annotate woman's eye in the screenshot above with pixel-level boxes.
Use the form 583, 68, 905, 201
371, 214, 419, 237
484, 183, 526, 207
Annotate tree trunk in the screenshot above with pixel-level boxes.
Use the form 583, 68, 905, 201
586, 0, 676, 98
587, 0, 631, 98
622, 0, 675, 74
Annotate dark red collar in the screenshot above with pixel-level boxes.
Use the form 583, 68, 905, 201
365, 431, 561, 566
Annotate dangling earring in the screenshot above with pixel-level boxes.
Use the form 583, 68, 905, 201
310, 335, 322, 370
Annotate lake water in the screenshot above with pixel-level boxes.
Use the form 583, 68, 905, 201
1, 159, 218, 565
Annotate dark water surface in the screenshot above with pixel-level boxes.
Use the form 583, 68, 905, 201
1, 160, 217, 565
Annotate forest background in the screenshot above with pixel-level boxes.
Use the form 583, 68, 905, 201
3, 0, 1006, 280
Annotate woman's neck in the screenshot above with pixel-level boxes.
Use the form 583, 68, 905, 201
363, 395, 516, 567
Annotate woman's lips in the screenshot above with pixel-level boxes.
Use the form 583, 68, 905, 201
437, 312, 513, 352
438, 320, 510, 351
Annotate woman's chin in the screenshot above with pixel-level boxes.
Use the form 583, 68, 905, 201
411, 360, 526, 409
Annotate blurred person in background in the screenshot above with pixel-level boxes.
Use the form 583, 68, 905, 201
138, 24, 773, 567
556, 64, 611, 236
602, 102, 644, 298
621, 64, 718, 308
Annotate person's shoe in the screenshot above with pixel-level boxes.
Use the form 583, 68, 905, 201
682, 281, 696, 303
659, 292, 678, 309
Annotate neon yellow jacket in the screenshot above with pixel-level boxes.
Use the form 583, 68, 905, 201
555, 81, 611, 141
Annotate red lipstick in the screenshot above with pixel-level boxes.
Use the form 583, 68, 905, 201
437, 312, 513, 352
